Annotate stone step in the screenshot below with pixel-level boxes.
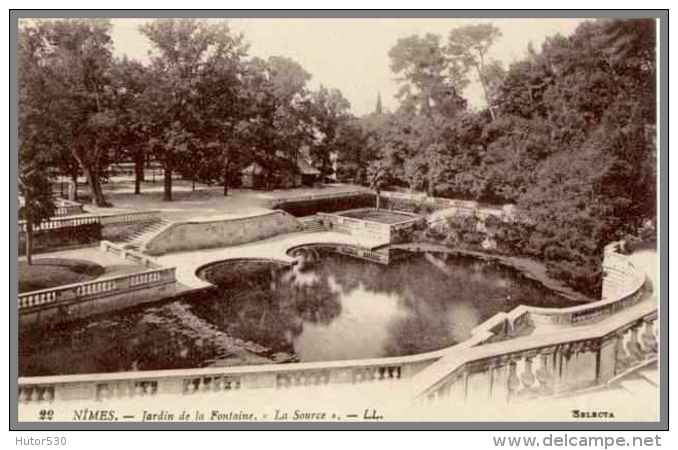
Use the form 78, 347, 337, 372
619, 378, 657, 396
122, 219, 170, 244
637, 369, 659, 386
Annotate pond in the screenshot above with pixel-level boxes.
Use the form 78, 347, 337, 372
19, 251, 579, 377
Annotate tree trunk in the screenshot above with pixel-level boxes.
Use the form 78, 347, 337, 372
475, 62, 495, 121
83, 166, 107, 206
70, 170, 79, 201
134, 152, 144, 195
25, 220, 33, 265
223, 160, 229, 196
375, 190, 381, 210
163, 165, 173, 202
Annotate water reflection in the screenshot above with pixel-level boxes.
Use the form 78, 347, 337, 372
19, 252, 576, 377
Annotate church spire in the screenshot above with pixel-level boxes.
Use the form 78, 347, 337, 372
375, 92, 383, 114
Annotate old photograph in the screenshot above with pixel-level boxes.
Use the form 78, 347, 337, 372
11, 11, 664, 429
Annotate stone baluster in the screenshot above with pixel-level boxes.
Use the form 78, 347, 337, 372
97, 384, 111, 400
145, 382, 157, 395
520, 356, 536, 394
507, 360, 521, 401
534, 351, 555, 394
626, 325, 644, 363
641, 318, 658, 355
42, 387, 54, 402
19, 387, 31, 403
134, 382, 146, 396
615, 331, 632, 374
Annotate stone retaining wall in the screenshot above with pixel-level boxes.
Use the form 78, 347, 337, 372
143, 211, 302, 256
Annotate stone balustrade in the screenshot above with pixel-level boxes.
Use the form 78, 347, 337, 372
18, 267, 176, 312
17, 241, 655, 407
416, 242, 656, 404
53, 200, 85, 217
17, 354, 433, 406
100, 240, 160, 268
419, 307, 658, 405
19, 215, 100, 233
18, 210, 161, 233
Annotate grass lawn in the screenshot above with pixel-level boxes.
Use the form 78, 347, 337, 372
19, 258, 105, 293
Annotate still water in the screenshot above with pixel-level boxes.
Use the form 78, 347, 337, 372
19, 252, 577, 377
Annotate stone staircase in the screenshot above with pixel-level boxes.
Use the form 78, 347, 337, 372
122, 218, 171, 251
298, 215, 326, 233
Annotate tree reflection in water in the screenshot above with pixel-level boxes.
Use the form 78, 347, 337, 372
19, 252, 576, 377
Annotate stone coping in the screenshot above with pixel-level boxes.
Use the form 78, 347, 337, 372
176, 209, 287, 224
412, 296, 657, 398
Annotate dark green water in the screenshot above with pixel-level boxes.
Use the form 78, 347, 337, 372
19, 252, 576, 377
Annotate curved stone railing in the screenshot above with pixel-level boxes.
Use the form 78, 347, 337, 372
17, 318, 500, 406
413, 241, 656, 402
415, 302, 657, 404
17, 241, 654, 406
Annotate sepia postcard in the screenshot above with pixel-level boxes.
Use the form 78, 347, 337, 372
10, 10, 667, 430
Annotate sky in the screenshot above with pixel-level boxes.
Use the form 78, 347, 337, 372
109, 18, 590, 116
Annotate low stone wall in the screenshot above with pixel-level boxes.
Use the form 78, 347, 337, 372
318, 212, 391, 245
18, 223, 102, 255
317, 208, 424, 246
18, 211, 162, 254
287, 243, 391, 265
272, 191, 374, 217
380, 191, 514, 218
142, 211, 302, 256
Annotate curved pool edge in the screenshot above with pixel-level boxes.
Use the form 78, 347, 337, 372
18, 240, 651, 404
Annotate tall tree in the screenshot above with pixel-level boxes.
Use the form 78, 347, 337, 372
447, 23, 502, 120
109, 56, 152, 195
18, 25, 57, 263
389, 33, 468, 118
140, 19, 247, 201
375, 92, 383, 114
22, 19, 118, 206
309, 86, 351, 178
